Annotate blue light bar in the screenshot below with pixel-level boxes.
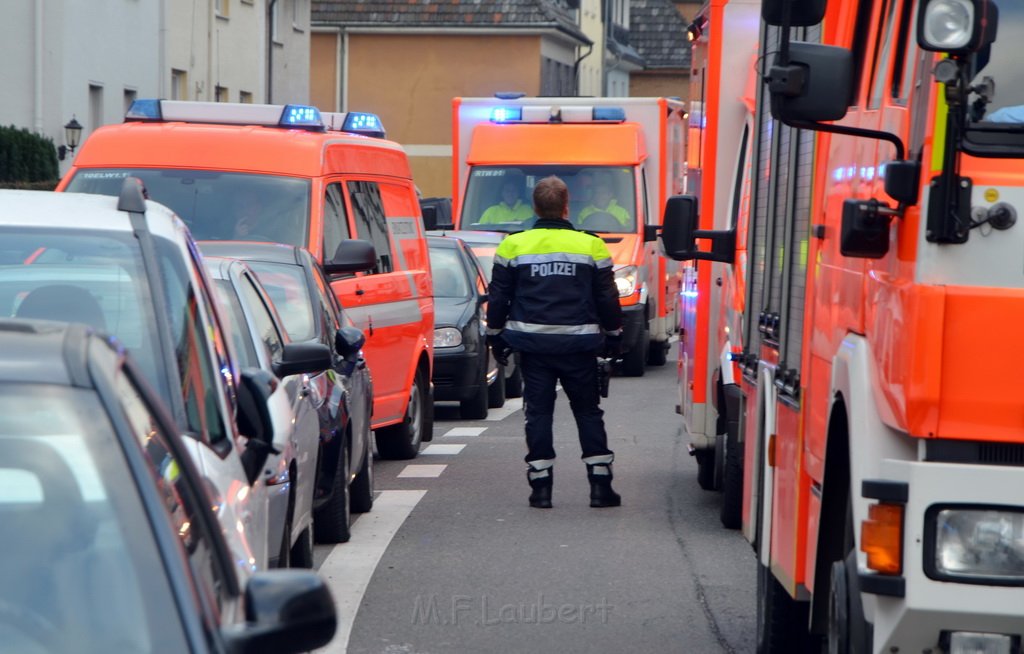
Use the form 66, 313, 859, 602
280, 104, 323, 128
491, 107, 523, 123
593, 107, 626, 122
342, 112, 386, 138
125, 99, 163, 121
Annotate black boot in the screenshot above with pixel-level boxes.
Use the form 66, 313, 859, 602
527, 467, 553, 509
587, 463, 621, 508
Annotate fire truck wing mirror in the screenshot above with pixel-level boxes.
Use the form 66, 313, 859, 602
661, 195, 736, 264
761, 0, 827, 27
840, 198, 899, 259
324, 239, 377, 275
768, 43, 854, 123
883, 160, 922, 205
918, 0, 998, 55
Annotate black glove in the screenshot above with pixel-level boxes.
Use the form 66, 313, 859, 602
603, 332, 623, 358
488, 333, 513, 366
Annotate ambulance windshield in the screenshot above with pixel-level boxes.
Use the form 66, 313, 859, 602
462, 166, 637, 234
66, 168, 311, 247
970, 1, 1024, 126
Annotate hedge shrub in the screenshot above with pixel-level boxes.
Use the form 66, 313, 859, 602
0, 125, 60, 184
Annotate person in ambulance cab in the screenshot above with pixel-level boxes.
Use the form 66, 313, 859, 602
577, 176, 631, 229
479, 178, 534, 224
486, 175, 624, 509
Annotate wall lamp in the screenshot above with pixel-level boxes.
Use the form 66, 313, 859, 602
57, 115, 83, 161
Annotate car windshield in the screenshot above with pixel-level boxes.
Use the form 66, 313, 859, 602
461, 165, 636, 234
245, 261, 317, 342
65, 168, 311, 248
0, 385, 187, 654
428, 246, 471, 298
0, 230, 169, 401
971, 1, 1024, 126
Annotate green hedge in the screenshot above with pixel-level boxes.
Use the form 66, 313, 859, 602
0, 125, 60, 183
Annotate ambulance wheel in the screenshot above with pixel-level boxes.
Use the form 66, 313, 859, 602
505, 356, 523, 398
720, 423, 743, 529
621, 326, 648, 377
756, 560, 813, 654
647, 339, 668, 366
488, 364, 506, 409
695, 450, 716, 491
376, 368, 428, 459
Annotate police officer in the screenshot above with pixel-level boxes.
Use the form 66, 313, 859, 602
487, 176, 624, 509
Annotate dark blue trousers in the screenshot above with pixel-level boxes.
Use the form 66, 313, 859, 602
520, 351, 614, 463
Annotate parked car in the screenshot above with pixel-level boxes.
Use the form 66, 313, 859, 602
0, 183, 275, 572
205, 256, 337, 567
427, 228, 523, 398
427, 235, 505, 419
0, 318, 336, 654
199, 241, 374, 543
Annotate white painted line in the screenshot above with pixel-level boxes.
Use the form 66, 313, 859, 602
316, 490, 426, 654
421, 443, 467, 455
442, 427, 487, 438
397, 464, 448, 478
484, 397, 524, 421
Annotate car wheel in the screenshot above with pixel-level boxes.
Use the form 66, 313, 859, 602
376, 366, 429, 459
505, 356, 523, 398
290, 524, 314, 569
276, 479, 294, 568
488, 363, 506, 409
349, 438, 374, 514
313, 436, 352, 544
621, 325, 648, 377
460, 363, 490, 420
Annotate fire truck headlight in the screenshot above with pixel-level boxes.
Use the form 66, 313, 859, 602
918, 0, 998, 54
942, 631, 1018, 654
614, 265, 638, 297
434, 327, 463, 348
931, 507, 1024, 581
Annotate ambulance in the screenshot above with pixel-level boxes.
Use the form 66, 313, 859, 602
59, 100, 435, 459
452, 96, 687, 376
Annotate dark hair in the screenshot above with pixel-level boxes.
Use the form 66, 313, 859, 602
532, 176, 568, 220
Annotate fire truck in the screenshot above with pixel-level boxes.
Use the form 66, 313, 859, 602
452, 96, 687, 375
663, 0, 1024, 651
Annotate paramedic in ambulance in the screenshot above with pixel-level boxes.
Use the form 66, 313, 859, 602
486, 175, 624, 510
577, 176, 631, 228
231, 192, 271, 240
480, 178, 534, 224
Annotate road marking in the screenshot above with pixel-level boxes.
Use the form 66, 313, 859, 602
397, 464, 448, 478
442, 427, 487, 438
421, 444, 467, 455
484, 397, 524, 421
317, 490, 426, 654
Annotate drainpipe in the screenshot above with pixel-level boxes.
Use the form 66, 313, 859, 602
34, 0, 43, 133
267, 0, 278, 103
573, 44, 594, 96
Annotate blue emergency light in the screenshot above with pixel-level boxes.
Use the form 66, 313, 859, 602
491, 107, 523, 123
342, 112, 386, 138
280, 104, 323, 128
125, 99, 163, 121
593, 107, 626, 122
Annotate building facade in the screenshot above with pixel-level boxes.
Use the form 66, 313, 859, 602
629, 0, 695, 101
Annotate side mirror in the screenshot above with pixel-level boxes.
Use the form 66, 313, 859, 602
421, 205, 438, 231
840, 198, 899, 259
222, 570, 337, 654
237, 367, 277, 483
273, 342, 331, 378
768, 42, 854, 123
334, 325, 366, 358
761, 0, 826, 26
324, 239, 376, 276
918, 0, 998, 54
643, 224, 660, 242
661, 195, 737, 263
883, 160, 921, 205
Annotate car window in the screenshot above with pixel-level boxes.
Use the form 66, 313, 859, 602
0, 383, 188, 653
467, 243, 497, 283
246, 261, 316, 342
213, 280, 261, 369
310, 262, 342, 334
323, 182, 351, 262
115, 371, 233, 620
427, 245, 472, 298
347, 181, 393, 273
66, 168, 312, 248
239, 275, 285, 361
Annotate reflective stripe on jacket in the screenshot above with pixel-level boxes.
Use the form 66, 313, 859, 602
487, 218, 623, 354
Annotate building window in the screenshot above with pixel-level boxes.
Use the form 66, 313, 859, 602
124, 89, 137, 114
215, 0, 228, 18
239, 91, 253, 104
292, 0, 304, 30
171, 69, 188, 100
89, 84, 103, 132
215, 86, 229, 102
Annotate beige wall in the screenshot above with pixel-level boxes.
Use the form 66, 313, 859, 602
631, 72, 690, 102
346, 33, 544, 197
311, 32, 339, 111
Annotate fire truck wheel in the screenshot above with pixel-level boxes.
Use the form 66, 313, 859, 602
827, 559, 850, 654
720, 425, 743, 529
621, 326, 649, 377
376, 368, 428, 459
647, 340, 668, 366
756, 560, 813, 654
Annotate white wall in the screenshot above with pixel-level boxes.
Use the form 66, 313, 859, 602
578, 0, 604, 97
270, 0, 310, 103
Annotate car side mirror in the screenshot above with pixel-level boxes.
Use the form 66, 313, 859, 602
761, 0, 826, 26
237, 367, 277, 483
334, 325, 366, 358
324, 239, 377, 276
661, 195, 736, 263
273, 342, 331, 378
768, 42, 854, 123
221, 570, 337, 654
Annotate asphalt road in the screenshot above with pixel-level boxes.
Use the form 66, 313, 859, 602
315, 349, 756, 654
